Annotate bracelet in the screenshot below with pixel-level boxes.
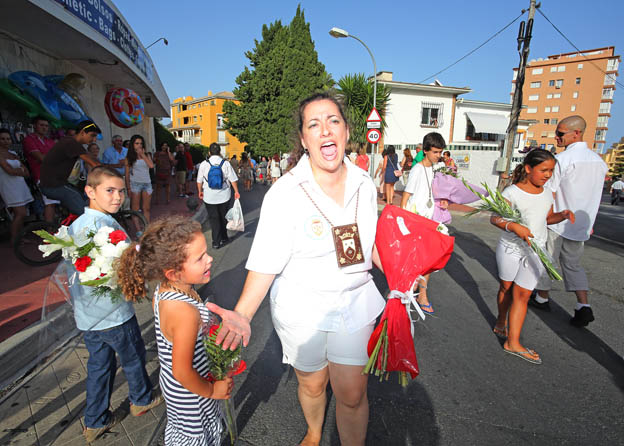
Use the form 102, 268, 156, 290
504, 222, 512, 232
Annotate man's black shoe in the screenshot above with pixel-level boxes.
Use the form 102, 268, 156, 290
219, 238, 229, 248
570, 306, 594, 327
212, 242, 220, 250
528, 294, 551, 312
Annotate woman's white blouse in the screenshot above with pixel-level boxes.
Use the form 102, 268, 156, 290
246, 156, 385, 333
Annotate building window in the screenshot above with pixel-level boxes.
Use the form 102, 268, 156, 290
217, 114, 224, 129
200, 115, 203, 121
527, 131, 534, 138
553, 93, 561, 99
604, 74, 616, 86
571, 105, 576, 112
599, 102, 612, 114
530, 81, 541, 88
595, 143, 605, 153
556, 79, 563, 88
597, 116, 609, 127
578, 63, 583, 69
182, 104, 188, 111
543, 119, 549, 124
607, 58, 619, 71
551, 118, 558, 125
573, 91, 579, 98
193, 115, 197, 122
548, 131, 556, 137
602, 88, 614, 99
421, 102, 443, 127
527, 107, 538, 114
183, 117, 189, 125
552, 106, 559, 112
532, 68, 543, 75
529, 94, 539, 101
550, 66, 557, 72
218, 130, 227, 143
546, 93, 553, 99
595, 129, 606, 141
575, 77, 581, 84
545, 106, 551, 113
548, 80, 555, 86
557, 66, 566, 72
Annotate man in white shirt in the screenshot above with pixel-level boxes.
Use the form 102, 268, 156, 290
196, 143, 240, 249
531, 116, 608, 327
610, 177, 623, 205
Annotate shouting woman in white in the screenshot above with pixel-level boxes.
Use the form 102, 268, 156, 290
207, 92, 385, 446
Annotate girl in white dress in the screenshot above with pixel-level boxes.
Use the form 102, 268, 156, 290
491, 150, 574, 364
0, 128, 33, 243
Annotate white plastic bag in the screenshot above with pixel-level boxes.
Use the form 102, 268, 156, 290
225, 199, 244, 232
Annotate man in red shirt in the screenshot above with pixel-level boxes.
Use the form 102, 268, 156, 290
22, 117, 58, 221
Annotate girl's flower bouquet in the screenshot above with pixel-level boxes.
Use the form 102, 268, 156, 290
432, 165, 488, 224
202, 315, 246, 445
363, 205, 455, 386
462, 180, 562, 281
35, 223, 130, 301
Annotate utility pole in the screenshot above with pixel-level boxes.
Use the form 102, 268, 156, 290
498, 0, 539, 190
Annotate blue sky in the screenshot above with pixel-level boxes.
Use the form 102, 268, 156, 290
118, 0, 624, 151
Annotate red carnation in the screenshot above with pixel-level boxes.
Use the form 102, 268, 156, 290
74, 256, 92, 272
208, 324, 220, 337
109, 230, 127, 245
228, 360, 247, 377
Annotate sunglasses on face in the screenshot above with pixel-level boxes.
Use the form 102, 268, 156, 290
555, 130, 574, 138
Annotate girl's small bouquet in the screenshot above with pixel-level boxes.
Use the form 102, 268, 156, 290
35, 222, 130, 301
202, 314, 246, 445
462, 180, 562, 281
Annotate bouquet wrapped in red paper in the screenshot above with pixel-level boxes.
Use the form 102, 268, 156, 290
363, 205, 454, 386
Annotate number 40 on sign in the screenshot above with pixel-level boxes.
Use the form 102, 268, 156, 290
366, 129, 381, 144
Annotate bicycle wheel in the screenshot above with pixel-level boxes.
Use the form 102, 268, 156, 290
114, 210, 148, 241
14, 221, 62, 266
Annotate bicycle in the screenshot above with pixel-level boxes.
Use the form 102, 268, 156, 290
14, 208, 147, 267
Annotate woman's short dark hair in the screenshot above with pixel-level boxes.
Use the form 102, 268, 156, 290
385, 145, 396, 155
291, 91, 349, 165
423, 132, 446, 151
512, 149, 556, 184
209, 142, 221, 156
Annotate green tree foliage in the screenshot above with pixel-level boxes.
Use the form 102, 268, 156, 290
153, 120, 207, 164
336, 73, 390, 147
223, 6, 333, 158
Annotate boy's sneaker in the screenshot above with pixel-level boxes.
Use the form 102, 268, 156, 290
130, 392, 164, 417
84, 410, 123, 443
570, 307, 595, 327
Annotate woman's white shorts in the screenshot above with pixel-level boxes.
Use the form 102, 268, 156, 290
496, 240, 545, 291
272, 314, 374, 373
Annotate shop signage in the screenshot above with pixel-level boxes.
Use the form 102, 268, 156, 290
52, 0, 153, 82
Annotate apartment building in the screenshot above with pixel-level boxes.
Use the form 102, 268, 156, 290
170, 91, 245, 158
602, 138, 624, 178
512, 47, 620, 153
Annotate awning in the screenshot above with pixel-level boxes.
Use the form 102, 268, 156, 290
465, 112, 509, 134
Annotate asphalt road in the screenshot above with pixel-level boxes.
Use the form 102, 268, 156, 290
201, 184, 624, 446
593, 193, 624, 245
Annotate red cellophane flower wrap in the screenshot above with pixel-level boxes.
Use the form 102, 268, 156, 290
363, 205, 455, 386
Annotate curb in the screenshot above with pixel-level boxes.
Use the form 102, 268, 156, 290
0, 303, 77, 390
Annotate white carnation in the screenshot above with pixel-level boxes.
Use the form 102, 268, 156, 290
100, 243, 118, 258
79, 264, 101, 282
93, 227, 115, 247
115, 241, 130, 257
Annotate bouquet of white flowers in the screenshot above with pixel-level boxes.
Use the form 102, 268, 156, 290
36, 225, 131, 301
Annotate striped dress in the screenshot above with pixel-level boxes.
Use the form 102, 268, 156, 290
154, 287, 222, 445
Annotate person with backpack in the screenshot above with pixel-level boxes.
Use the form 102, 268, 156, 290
196, 143, 240, 249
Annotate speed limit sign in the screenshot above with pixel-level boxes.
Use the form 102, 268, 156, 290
366, 129, 381, 144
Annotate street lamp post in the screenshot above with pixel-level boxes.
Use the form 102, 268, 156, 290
329, 27, 378, 177
146, 37, 168, 49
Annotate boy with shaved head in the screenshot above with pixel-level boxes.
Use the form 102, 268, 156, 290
531, 115, 608, 327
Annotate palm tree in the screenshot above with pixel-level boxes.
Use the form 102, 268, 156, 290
336, 73, 390, 147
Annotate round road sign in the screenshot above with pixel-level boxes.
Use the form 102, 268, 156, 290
366, 129, 381, 144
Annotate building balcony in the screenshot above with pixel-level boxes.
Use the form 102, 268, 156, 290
448, 141, 501, 152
